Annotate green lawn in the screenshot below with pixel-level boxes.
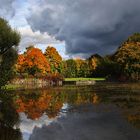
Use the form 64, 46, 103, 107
64, 78, 106, 81
1, 84, 21, 90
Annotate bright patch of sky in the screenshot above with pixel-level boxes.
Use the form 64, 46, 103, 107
8, 0, 67, 59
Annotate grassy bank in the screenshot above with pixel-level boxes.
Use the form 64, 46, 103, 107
1, 78, 105, 91
64, 78, 106, 81
1, 84, 22, 90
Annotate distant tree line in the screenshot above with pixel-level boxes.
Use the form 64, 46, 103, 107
14, 32, 140, 82
1, 17, 140, 89
91, 33, 140, 81
15, 33, 140, 82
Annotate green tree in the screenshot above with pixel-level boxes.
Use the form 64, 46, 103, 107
95, 56, 121, 79
0, 18, 20, 62
126, 33, 140, 43
0, 18, 20, 88
64, 59, 77, 78
0, 49, 18, 88
75, 59, 90, 77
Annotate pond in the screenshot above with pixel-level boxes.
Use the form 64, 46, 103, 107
0, 82, 140, 140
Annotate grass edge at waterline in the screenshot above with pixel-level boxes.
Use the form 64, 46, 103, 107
64, 78, 106, 81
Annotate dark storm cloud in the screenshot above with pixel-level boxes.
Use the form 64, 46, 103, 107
27, 0, 140, 57
0, 0, 15, 18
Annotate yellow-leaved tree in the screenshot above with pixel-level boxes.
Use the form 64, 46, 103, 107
44, 46, 62, 73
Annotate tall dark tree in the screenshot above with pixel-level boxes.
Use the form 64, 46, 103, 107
0, 18, 20, 88
94, 56, 121, 79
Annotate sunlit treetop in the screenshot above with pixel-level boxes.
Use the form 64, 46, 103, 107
114, 33, 140, 79
16, 46, 50, 75
44, 46, 62, 73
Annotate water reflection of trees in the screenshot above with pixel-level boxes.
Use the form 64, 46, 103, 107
93, 87, 140, 129
13, 89, 100, 120
110, 94, 140, 129
13, 84, 140, 129
0, 93, 22, 140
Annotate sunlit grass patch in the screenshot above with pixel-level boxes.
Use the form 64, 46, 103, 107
1, 84, 21, 90
64, 78, 106, 81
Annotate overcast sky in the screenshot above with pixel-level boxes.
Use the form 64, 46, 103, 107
0, 0, 140, 58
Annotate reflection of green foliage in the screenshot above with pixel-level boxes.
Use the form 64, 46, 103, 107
0, 126, 22, 140
0, 93, 19, 127
0, 92, 22, 140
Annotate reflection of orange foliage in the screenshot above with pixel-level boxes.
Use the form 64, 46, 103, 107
76, 93, 89, 105
47, 101, 63, 118
15, 93, 51, 120
14, 91, 64, 120
127, 114, 140, 122
14, 90, 102, 120
92, 94, 100, 104
125, 113, 140, 129
16, 99, 25, 112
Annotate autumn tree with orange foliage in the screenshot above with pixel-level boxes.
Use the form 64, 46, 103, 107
44, 46, 62, 73
16, 46, 50, 76
114, 33, 140, 80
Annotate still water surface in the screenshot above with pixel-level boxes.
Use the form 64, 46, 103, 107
0, 82, 140, 140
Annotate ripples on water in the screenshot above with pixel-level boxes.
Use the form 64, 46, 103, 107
0, 82, 140, 140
